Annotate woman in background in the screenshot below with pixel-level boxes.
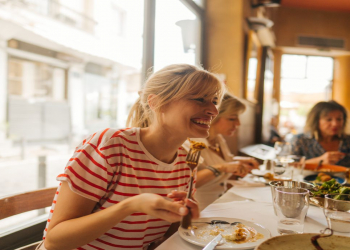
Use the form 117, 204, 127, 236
291, 100, 350, 167
184, 93, 259, 210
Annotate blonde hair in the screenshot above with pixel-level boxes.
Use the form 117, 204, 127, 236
127, 64, 226, 128
305, 100, 347, 140
212, 93, 246, 124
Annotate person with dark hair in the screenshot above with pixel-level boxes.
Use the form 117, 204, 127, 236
267, 115, 284, 147
291, 100, 350, 167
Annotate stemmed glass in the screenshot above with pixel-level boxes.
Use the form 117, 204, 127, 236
273, 142, 293, 179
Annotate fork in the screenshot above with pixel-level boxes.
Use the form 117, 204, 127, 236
180, 148, 201, 229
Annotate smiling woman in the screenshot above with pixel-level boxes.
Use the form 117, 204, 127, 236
183, 93, 260, 210
41, 64, 225, 250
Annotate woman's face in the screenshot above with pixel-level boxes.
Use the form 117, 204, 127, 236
159, 95, 220, 139
318, 110, 344, 137
213, 113, 241, 137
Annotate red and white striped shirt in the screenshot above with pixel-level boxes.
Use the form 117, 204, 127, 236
43, 127, 192, 249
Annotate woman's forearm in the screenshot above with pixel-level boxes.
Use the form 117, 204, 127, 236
45, 198, 135, 250
305, 156, 321, 164
196, 168, 218, 187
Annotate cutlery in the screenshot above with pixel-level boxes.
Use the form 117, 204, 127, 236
180, 148, 201, 229
192, 220, 241, 226
202, 234, 223, 250
315, 160, 323, 171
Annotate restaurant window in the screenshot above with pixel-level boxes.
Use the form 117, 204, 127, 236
0, 0, 145, 232
279, 55, 334, 138
153, 0, 201, 71
8, 57, 66, 100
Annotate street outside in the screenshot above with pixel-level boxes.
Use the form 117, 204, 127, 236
0, 145, 72, 232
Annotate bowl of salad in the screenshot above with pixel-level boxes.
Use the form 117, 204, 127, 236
309, 178, 350, 207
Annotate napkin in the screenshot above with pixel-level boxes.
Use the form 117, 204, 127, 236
227, 176, 266, 187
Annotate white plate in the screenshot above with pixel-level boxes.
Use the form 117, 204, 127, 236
254, 233, 350, 250
178, 217, 271, 249
251, 169, 272, 177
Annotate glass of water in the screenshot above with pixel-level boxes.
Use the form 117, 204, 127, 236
274, 142, 292, 162
274, 187, 309, 234
324, 194, 350, 233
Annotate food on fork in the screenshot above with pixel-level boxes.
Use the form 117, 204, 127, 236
188, 138, 207, 152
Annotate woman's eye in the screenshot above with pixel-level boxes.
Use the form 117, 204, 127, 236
213, 101, 218, 105
194, 98, 205, 103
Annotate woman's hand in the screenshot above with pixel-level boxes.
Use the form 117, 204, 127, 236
233, 156, 259, 169
215, 161, 253, 177
167, 190, 199, 219
131, 192, 199, 223
319, 151, 345, 165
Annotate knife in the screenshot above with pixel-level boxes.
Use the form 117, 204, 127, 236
202, 234, 223, 250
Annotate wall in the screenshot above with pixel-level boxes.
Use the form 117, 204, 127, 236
270, 7, 350, 51
204, 0, 258, 152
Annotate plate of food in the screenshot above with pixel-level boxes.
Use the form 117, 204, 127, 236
308, 178, 350, 207
304, 173, 346, 185
255, 233, 350, 250
178, 217, 270, 249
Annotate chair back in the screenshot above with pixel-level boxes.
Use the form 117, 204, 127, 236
0, 187, 57, 250
0, 187, 57, 220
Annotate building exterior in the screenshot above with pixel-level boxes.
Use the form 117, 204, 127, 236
0, 0, 143, 155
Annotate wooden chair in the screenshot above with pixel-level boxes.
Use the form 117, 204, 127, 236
0, 187, 57, 250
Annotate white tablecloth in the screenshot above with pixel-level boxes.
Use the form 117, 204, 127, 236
156, 186, 350, 250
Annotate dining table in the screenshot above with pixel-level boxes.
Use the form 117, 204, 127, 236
156, 176, 350, 250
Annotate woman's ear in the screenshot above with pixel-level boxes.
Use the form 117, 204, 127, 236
147, 94, 159, 111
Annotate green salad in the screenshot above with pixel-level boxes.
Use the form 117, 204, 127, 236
310, 179, 350, 200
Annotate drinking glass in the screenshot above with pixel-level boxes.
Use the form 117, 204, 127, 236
274, 187, 309, 234
324, 194, 350, 233
272, 159, 293, 181
269, 181, 314, 216
289, 155, 306, 181
274, 142, 292, 162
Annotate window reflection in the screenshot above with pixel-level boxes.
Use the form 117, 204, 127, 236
154, 0, 200, 70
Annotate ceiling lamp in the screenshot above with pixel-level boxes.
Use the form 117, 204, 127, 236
251, 0, 281, 8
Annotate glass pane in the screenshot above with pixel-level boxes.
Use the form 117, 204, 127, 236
306, 56, 334, 80
154, 0, 200, 71
281, 54, 307, 79
1, 1, 144, 195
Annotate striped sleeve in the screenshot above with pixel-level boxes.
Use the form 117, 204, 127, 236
57, 129, 113, 202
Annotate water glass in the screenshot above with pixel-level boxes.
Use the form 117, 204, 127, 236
274, 187, 309, 234
289, 155, 306, 181
272, 159, 293, 181
324, 194, 350, 233
269, 181, 314, 216
274, 142, 292, 162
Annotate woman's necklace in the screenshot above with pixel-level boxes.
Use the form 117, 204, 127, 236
208, 143, 220, 153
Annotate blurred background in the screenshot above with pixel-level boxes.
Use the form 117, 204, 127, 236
1, 0, 350, 242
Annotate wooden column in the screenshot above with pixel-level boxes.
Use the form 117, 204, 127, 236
204, 0, 245, 97
333, 55, 350, 133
